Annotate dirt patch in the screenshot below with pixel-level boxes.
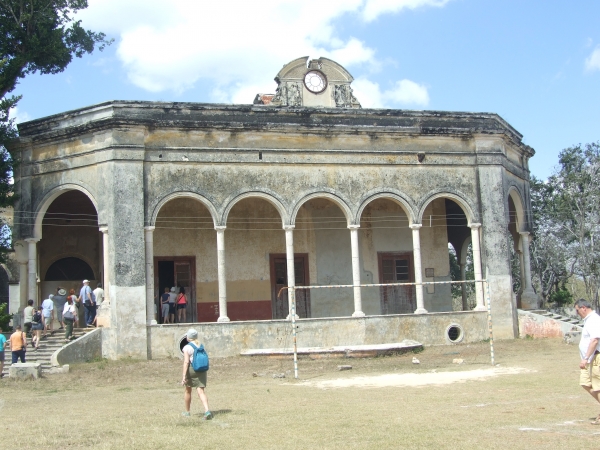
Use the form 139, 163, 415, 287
296, 366, 534, 389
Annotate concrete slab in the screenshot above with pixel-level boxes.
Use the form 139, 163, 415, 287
9, 363, 42, 379
240, 340, 422, 358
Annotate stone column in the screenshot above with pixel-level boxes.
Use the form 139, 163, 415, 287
25, 238, 39, 305
144, 226, 156, 325
215, 226, 230, 322
284, 226, 297, 319
348, 225, 365, 317
470, 224, 486, 311
410, 224, 427, 314
460, 262, 468, 310
99, 227, 110, 304
518, 232, 539, 309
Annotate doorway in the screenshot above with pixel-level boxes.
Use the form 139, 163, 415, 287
378, 252, 415, 314
155, 257, 196, 323
270, 254, 310, 319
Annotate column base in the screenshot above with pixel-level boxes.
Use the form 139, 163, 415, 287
473, 305, 487, 312
286, 314, 299, 320
414, 308, 428, 315
352, 311, 366, 318
150, 319, 158, 325
520, 289, 540, 310
217, 316, 230, 323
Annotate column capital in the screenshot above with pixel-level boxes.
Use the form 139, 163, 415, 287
144, 226, 155, 232
409, 224, 422, 230
518, 230, 531, 237
24, 237, 40, 243
283, 225, 295, 231
99, 226, 109, 234
469, 223, 482, 229
215, 225, 227, 231
347, 224, 360, 230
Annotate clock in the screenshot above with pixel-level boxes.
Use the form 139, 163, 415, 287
303, 70, 327, 94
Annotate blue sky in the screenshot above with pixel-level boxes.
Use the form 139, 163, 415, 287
10, 0, 600, 179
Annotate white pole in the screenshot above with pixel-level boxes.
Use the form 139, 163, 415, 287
484, 279, 495, 366
144, 226, 156, 325
349, 225, 365, 317
410, 224, 427, 314
215, 226, 230, 322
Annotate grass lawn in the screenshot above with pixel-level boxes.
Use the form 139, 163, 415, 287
0, 338, 598, 449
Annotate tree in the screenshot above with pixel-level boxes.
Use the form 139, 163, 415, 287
0, 1, 109, 262
0, 1, 110, 97
530, 143, 600, 309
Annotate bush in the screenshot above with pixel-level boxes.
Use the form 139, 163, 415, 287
0, 303, 11, 331
549, 289, 573, 306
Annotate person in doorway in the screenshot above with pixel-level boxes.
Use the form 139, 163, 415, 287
161, 287, 171, 324
63, 296, 77, 342
78, 279, 96, 327
31, 306, 44, 350
23, 299, 34, 338
181, 328, 212, 419
0, 326, 8, 376
41, 294, 54, 336
575, 298, 600, 425
93, 283, 104, 307
176, 287, 187, 323
169, 287, 177, 323
54, 288, 68, 329
69, 289, 79, 327
10, 325, 27, 363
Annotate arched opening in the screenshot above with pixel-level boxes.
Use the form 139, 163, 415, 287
154, 197, 215, 323
359, 198, 414, 315
38, 191, 99, 320
45, 257, 95, 281
225, 197, 288, 320
420, 197, 472, 312
507, 195, 523, 306
295, 197, 351, 318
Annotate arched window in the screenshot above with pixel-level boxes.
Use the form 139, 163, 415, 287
45, 257, 95, 281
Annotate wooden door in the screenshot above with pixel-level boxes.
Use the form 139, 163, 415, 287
154, 257, 196, 323
175, 261, 195, 322
270, 254, 310, 319
378, 252, 415, 314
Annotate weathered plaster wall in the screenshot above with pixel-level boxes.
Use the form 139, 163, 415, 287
12, 103, 534, 358
148, 311, 489, 358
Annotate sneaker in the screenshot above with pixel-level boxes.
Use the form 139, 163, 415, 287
203, 411, 213, 420
182, 412, 191, 417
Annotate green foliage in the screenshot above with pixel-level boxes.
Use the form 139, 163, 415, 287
0, 302, 12, 330
0, 1, 112, 97
530, 142, 600, 309
548, 288, 573, 306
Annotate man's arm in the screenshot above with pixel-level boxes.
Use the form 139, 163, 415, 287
580, 337, 600, 369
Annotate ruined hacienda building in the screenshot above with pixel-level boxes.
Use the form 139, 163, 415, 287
8, 57, 537, 359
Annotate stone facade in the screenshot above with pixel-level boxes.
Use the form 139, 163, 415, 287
9, 58, 536, 359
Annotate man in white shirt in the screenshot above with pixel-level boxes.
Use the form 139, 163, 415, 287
41, 295, 54, 335
93, 283, 104, 307
575, 298, 600, 424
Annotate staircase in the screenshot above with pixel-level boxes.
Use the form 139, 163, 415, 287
2, 328, 93, 376
529, 309, 583, 326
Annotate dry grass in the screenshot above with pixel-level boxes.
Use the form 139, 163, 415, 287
0, 338, 598, 449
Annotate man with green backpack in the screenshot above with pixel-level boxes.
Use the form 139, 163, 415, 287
181, 328, 212, 419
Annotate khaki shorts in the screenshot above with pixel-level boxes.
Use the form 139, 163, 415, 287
185, 366, 207, 388
580, 354, 600, 391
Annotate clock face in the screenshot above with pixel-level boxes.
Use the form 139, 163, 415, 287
304, 70, 327, 94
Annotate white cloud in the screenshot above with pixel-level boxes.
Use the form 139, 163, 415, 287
10, 106, 31, 124
362, 0, 451, 22
353, 78, 429, 108
585, 46, 600, 73
76, 0, 446, 102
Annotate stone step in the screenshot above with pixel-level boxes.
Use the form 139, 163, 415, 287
2, 328, 95, 376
